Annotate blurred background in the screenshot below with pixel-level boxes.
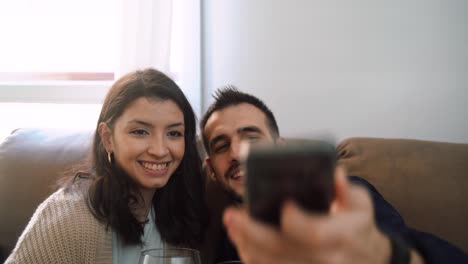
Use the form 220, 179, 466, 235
1, 0, 467, 143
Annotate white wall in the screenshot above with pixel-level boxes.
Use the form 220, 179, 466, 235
202, 0, 468, 143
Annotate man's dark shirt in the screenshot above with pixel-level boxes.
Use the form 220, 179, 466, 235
215, 176, 468, 264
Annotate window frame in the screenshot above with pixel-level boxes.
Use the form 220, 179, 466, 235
0, 79, 112, 104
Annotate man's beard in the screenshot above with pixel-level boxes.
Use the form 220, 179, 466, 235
224, 160, 244, 204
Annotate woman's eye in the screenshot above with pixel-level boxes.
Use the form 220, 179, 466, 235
168, 130, 183, 137
130, 129, 149, 135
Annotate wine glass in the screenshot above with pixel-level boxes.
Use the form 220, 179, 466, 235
139, 248, 201, 264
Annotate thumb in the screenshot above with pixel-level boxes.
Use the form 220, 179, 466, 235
330, 166, 349, 213
330, 166, 371, 213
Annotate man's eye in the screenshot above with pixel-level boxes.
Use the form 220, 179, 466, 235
247, 135, 259, 141
168, 130, 183, 137
214, 143, 228, 153
130, 129, 149, 135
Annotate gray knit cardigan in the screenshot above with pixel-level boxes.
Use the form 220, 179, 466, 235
5, 187, 113, 264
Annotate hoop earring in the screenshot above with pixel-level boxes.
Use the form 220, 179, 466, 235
107, 152, 113, 164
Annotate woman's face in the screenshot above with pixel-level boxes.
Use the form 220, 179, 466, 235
103, 97, 185, 195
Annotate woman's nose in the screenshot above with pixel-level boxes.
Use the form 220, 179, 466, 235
147, 136, 169, 157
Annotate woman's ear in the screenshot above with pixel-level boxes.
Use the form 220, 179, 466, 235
98, 122, 113, 152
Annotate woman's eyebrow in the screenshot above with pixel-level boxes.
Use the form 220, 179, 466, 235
128, 119, 153, 127
167, 122, 184, 128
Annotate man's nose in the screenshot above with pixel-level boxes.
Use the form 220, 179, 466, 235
148, 136, 169, 157
229, 140, 241, 160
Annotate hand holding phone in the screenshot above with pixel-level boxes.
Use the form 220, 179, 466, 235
243, 140, 336, 226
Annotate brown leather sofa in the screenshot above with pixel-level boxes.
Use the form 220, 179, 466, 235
1, 128, 467, 261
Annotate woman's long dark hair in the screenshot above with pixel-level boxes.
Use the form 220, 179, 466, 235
67, 69, 206, 248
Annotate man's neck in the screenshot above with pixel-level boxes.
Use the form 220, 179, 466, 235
226, 189, 244, 205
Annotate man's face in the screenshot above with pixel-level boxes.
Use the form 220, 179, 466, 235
204, 103, 276, 198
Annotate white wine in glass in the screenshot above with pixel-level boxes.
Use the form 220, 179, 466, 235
138, 248, 201, 264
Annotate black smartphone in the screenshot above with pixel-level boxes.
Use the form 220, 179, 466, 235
243, 140, 336, 226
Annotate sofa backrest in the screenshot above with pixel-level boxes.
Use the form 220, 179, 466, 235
1, 128, 467, 259
337, 137, 468, 252
0, 128, 93, 259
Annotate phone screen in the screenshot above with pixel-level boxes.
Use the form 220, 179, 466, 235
244, 141, 336, 226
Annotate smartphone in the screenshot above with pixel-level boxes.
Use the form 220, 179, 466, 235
243, 140, 336, 226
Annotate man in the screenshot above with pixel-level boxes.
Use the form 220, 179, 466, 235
200, 86, 467, 264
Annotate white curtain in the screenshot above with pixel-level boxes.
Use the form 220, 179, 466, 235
117, 0, 173, 77
115, 0, 201, 115
117, 0, 201, 117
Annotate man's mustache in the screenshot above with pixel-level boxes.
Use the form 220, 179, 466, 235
225, 160, 241, 179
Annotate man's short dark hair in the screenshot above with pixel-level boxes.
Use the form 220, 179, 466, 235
201, 85, 280, 154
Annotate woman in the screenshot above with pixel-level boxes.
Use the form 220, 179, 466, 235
6, 69, 206, 264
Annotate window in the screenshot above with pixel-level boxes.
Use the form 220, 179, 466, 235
0, 0, 201, 142
0, 0, 118, 81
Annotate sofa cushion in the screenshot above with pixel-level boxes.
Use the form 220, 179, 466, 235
337, 137, 468, 252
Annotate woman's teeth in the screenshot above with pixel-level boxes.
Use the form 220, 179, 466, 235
142, 162, 168, 171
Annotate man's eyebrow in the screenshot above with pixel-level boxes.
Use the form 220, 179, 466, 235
237, 126, 262, 134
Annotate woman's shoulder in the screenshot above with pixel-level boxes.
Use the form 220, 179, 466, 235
5, 180, 112, 264
42, 178, 105, 235
37, 176, 91, 212
44, 185, 89, 212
